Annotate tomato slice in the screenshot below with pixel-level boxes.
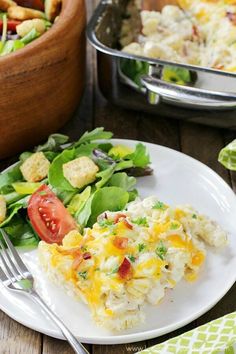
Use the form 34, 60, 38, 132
28, 185, 77, 244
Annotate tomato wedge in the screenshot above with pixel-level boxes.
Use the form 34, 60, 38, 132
28, 185, 77, 244
0, 20, 21, 32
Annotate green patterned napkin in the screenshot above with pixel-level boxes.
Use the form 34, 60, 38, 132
138, 312, 236, 354
218, 139, 236, 171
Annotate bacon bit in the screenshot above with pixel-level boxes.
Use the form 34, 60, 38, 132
114, 213, 127, 224
123, 219, 133, 230
192, 25, 199, 38
72, 254, 83, 270
118, 258, 133, 280
113, 213, 133, 229
113, 236, 128, 249
83, 252, 92, 260
226, 11, 236, 25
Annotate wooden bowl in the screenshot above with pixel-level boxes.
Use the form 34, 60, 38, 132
0, 0, 86, 159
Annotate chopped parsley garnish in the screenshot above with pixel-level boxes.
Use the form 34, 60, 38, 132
128, 255, 136, 263
98, 219, 114, 227
170, 222, 179, 230
107, 266, 119, 275
132, 217, 149, 227
81, 245, 88, 252
138, 243, 146, 252
192, 214, 197, 219
78, 271, 87, 280
155, 241, 167, 260
152, 201, 167, 211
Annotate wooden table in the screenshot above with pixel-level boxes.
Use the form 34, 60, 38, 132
1, 2, 236, 353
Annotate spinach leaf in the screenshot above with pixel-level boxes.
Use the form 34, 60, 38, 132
68, 186, 91, 215
75, 143, 99, 158
0, 196, 29, 228
87, 187, 129, 227
77, 195, 93, 228
115, 160, 133, 171
98, 143, 113, 152
3, 214, 39, 248
94, 151, 134, 189
35, 133, 69, 152
43, 151, 59, 162
3, 192, 23, 205
48, 149, 76, 192
128, 189, 138, 202
95, 165, 116, 189
125, 143, 150, 168
51, 188, 76, 205
0, 163, 23, 189
73, 127, 113, 147
107, 172, 136, 191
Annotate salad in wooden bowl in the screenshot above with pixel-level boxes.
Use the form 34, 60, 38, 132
0, 0, 61, 56
0, 0, 86, 159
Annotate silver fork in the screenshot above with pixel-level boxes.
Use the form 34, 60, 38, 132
0, 229, 89, 354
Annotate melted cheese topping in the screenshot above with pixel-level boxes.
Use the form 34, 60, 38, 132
38, 196, 227, 331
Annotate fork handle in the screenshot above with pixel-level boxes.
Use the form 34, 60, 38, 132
30, 290, 89, 354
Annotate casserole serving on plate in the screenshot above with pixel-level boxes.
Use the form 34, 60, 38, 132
87, 0, 236, 129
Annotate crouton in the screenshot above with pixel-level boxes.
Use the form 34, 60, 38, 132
8, 5, 46, 21
16, 19, 46, 38
20, 152, 50, 183
0, 196, 6, 224
45, 0, 61, 21
0, 0, 16, 11
63, 157, 99, 189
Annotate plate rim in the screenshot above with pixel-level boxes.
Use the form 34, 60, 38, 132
0, 138, 235, 344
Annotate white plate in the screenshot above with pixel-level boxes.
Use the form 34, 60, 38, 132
0, 139, 236, 345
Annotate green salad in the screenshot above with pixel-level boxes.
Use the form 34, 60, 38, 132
0, 128, 152, 247
0, 0, 60, 57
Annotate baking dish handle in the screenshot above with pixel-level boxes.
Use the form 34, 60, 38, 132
141, 75, 236, 109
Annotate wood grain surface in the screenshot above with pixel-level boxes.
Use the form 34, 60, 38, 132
0, 1, 235, 353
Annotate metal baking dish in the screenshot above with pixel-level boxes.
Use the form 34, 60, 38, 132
87, 0, 236, 129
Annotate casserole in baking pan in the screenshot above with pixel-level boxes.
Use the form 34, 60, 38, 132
87, 0, 236, 128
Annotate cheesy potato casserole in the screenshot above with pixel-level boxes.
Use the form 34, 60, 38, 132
121, 0, 236, 72
38, 196, 227, 331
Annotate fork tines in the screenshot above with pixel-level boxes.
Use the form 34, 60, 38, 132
0, 229, 30, 285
